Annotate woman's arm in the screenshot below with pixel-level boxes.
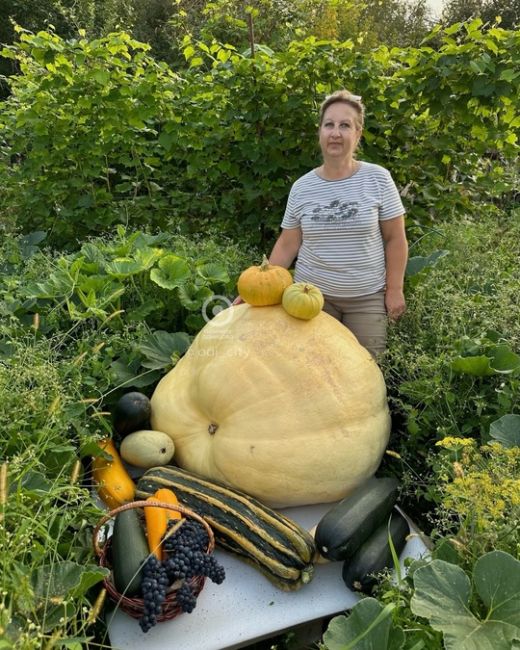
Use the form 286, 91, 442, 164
269, 227, 303, 268
380, 216, 408, 321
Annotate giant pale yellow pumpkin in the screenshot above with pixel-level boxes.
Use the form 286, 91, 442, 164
150, 304, 391, 507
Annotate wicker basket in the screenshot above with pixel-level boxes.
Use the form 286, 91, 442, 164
92, 499, 215, 621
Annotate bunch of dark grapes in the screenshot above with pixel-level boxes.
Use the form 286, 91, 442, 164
175, 582, 197, 613
137, 518, 226, 632
163, 519, 225, 588
163, 519, 209, 554
203, 554, 226, 584
139, 555, 170, 633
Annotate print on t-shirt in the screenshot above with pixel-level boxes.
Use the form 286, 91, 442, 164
310, 200, 359, 224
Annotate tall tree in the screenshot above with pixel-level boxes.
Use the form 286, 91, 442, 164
441, 0, 520, 28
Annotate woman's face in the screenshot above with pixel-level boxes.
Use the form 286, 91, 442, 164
319, 102, 362, 162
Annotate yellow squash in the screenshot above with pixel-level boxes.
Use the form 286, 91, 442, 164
91, 439, 135, 509
144, 495, 169, 560
151, 305, 391, 507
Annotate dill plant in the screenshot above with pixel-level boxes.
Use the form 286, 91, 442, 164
431, 438, 520, 567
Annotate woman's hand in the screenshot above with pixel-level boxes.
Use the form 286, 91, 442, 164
232, 296, 244, 305
385, 288, 406, 321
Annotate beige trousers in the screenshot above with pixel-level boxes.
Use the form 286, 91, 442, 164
322, 290, 387, 358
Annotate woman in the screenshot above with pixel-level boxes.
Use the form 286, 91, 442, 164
267, 90, 408, 357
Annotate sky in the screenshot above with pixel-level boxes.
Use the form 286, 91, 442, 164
426, 0, 445, 19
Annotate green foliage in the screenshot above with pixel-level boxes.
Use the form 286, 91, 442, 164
382, 209, 520, 469
0, 0, 434, 78
0, 338, 109, 647
0, 30, 182, 244
441, 0, 520, 30
0, 226, 252, 645
430, 437, 520, 565
490, 414, 520, 447
322, 550, 520, 650
410, 552, 520, 649
301, 0, 431, 48
1, 23, 518, 247
0, 227, 252, 397
321, 599, 405, 649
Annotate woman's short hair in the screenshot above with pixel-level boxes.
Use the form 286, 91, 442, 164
319, 90, 365, 130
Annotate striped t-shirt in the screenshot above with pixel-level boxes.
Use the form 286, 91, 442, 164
281, 161, 405, 298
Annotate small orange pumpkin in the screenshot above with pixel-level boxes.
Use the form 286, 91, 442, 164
282, 282, 324, 320
237, 255, 292, 306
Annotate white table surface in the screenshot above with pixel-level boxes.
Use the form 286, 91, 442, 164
106, 502, 429, 650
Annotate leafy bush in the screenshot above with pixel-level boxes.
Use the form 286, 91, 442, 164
1, 21, 518, 247
0, 30, 183, 245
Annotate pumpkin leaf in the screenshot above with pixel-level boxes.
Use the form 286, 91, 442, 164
488, 344, 520, 373
32, 561, 108, 602
25, 267, 77, 299
489, 414, 520, 448
20, 470, 53, 495
110, 357, 160, 388
126, 298, 163, 323
322, 599, 404, 650
451, 355, 494, 376
451, 343, 520, 376
133, 246, 164, 270
474, 551, 520, 627
196, 262, 230, 284
410, 553, 520, 649
138, 330, 191, 370
149, 254, 190, 289
18, 230, 47, 259
406, 250, 449, 276
104, 257, 147, 278
177, 283, 213, 310
31, 562, 109, 632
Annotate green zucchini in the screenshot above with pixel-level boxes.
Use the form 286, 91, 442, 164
342, 510, 409, 593
111, 508, 150, 597
136, 466, 316, 591
314, 477, 399, 561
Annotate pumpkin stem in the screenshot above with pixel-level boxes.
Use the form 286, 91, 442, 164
260, 254, 271, 271
208, 423, 219, 435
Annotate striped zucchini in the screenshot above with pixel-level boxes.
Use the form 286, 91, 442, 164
136, 466, 315, 591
